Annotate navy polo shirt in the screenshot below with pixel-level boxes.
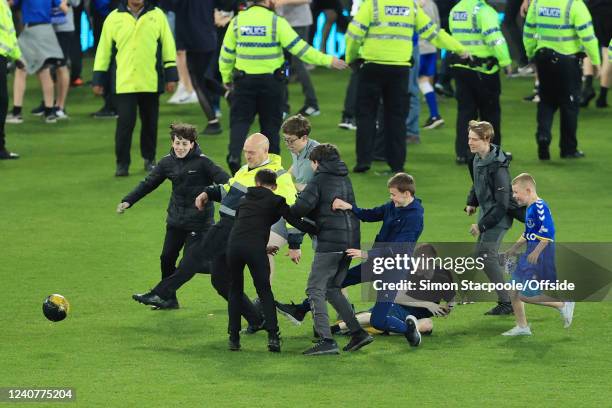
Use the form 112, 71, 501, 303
15, 0, 61, 25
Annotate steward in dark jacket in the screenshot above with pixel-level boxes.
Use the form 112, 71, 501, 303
291, 150, 360, 253
122, 145, 229, 231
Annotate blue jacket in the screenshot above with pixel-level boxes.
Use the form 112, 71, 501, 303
353, 198, 424, 245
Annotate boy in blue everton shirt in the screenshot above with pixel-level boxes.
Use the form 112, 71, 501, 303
501, 173, 575, 336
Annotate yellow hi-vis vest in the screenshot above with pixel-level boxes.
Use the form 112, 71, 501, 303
0, 0, 20, 60
345, 0, 466, 66
449, 0, 511, 74
523, 0, 600, 65
218, 5, 332, 84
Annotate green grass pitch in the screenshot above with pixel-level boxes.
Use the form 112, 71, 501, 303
2, 61, 611, 407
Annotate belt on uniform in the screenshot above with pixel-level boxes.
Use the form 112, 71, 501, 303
535, 48, 585, 61
448, 53, 498, 70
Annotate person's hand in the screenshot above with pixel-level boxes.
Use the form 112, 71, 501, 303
266, 246, 279, 256
346, 248, 367, 259
116, 202, 130, 214
287, 249, 301, 264
469, 224, 480, 237
59, 0, 69, 13
527, 250, 540, 265
426, 303, 449, 317
332, 198, 352, 211
330, 57, 348, 70
166, 81, 177, 93
214, 9, 232, 27
465, 205, 476, 216
195, 192, 209, 210
520, 0, 530, 17
93, 85, 104, 96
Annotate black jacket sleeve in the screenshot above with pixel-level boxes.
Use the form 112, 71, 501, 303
203, 184, 223, 202
290, 180, 319, 218
203, 156, 231, 185
277, 200, 318, 249
122, 162, 166, 205
478, 166, 511, 232
466, 157, 479, 207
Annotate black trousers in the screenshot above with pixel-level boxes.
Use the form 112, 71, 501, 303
0, 56, 8, 152
342, 68, 359, 118
227, 243, 278, 334
186, 50, 225, 122
503, 0, 528, 66
355, 63, 410, 172
229, 74, 283, 169
160, 225, 210, 298
71, 1, 83, 80
153, 217, 262, 325
453, 68, 502, 159
114, 92, 159, 167
534, 49, 582, 155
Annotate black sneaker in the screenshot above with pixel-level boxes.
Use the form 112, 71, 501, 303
228, 333, 241, 351
242, 320, 266, 335
0, 149, 19, 160
404, 315, 421, 347
353, 164, 371, 173
44, 112, 58, 123
523, 92, 540, 103
484, 302, 514, 315
268, 330, 281, 353
302, 338, 340, 356
132, 291, 175, 309
338, 115, 357, 130
31, 102, 45, 116
423, 116, 444, 129
342, 330, 374, 352
561, 150, 585, 159
144, 159, 156, 173
538, 145, 550, 161
91, 109, 118, 119
202, 121, 222, 135
596, 98, 608, 108
275, 301, 306, 325
151, 298, 179, 310
115, 165, 129, 177
579, 87, 596, 107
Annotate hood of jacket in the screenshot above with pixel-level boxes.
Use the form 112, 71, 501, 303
316, 157, 349, 177
474, 144, 508, 169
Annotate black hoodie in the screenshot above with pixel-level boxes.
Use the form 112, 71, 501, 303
122, 145, 230, 231
291, 156, 361, 253
229, 186, 318, 250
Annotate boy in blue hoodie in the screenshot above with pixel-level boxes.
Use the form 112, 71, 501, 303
276, 173, 424, 342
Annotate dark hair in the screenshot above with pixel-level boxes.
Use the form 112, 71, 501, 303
281, 114, 311, 138
170, 123, 198, 143
255, 169, 277, 186
309, 143, 340, 162
387, 173, 415, 195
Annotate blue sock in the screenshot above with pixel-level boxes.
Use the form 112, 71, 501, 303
424, 91, 440, 118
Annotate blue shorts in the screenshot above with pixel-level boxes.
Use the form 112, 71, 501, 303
369, 303, 433, 321
511, 252, 557, 297
419, 53, 437, 77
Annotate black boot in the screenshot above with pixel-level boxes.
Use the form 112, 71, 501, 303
228, 332, 240, 351
267, 330, 281, 353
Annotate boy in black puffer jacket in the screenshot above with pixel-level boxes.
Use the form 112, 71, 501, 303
117, 123, 229, 309
226, 169, 317, 353
290, 144, 374, 356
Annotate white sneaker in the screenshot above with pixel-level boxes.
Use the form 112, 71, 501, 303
517, 65, 536, 77
5, 113, 23, 124
176, 91, 198, 104
501, 325, 532, 336
167, 83, 186, 104
55, 109, 69, 120
560, 302, 575, 328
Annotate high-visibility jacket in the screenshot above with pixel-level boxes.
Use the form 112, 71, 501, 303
218, 5, 332, 84
205, 154, 297, 219
449, 0, 511, 74
609, 39, 612, 62
345, 0, 466, 66
0, 0, 21, 60
523, 0, 600, 65
93, 3, 178, 94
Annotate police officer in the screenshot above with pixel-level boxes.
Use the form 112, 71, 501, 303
93, 0, 178, 177
0, 0, 22, 160
448, 0, 511, 164
218, 0, 347, 175
523, 0, 601, 160
346, 0, 467, 173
